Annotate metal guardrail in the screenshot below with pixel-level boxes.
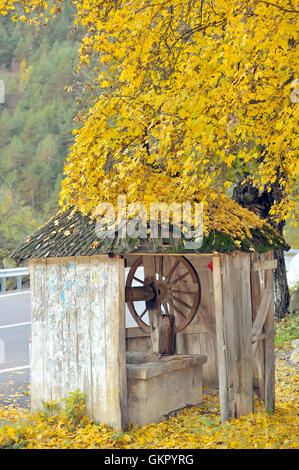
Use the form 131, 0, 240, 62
0, 267, 29, 293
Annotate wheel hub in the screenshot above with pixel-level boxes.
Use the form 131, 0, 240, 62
155, 281, 168, 302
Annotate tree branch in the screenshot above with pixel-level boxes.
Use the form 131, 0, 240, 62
255, 1, 299, 14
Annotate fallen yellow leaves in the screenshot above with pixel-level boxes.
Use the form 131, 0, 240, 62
0, 346, 298, 449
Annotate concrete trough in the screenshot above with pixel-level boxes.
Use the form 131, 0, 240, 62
126, 352, 207, 425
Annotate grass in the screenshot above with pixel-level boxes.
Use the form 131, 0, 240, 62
275, 312, 299, 346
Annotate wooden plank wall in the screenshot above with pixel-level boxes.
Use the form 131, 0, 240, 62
29, 255, 127, 430
216, 252, 254, 421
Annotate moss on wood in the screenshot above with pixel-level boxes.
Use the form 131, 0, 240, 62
11, 207, 288, 263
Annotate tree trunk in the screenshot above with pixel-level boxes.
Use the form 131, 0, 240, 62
272, 249, 290, 320
233, 182, 289, 320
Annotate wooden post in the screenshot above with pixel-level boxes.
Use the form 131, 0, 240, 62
220, 253, 254, 419
213, 256, 229, 423
159, 314, 175, 355
264, 251, 275, 413
29, 258, 46, 410
143, 255, 161, 354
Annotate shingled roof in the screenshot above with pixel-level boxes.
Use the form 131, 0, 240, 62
11, 204, 287, 263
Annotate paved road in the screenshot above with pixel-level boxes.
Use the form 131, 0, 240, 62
0, 291, 31, 408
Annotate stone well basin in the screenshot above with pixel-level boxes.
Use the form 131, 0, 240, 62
126, 351, 207, 425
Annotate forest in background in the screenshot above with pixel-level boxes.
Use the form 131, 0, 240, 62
0, 4, 82, 267
0, 5, 297, 268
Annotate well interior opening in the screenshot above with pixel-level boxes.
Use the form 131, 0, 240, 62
124, 254, 215, 424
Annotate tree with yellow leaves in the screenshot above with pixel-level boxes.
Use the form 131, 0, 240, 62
0, 0, 298, 223
1, 1, 297, 319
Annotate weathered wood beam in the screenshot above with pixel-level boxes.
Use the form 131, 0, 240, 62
212, 256, 229, 423
252, 288, 273, 357
220, 253, 254, 420
252, 330, 275, 343
264, 251, 275, 413
250, 252, 265, 400
143, 255, 161, 354
251, 259, 277, 271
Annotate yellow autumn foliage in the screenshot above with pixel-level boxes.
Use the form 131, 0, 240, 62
0, 0, 298, 230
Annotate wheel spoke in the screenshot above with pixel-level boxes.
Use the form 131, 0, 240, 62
166, 299, 186, 319
168, 270, 189, 287
133, 276, 144, 284
139, 307, 148, 319
158, 256, 163, 281
168, 288, 196, 295
168, 293, 192, 310
164, 259, 180, 283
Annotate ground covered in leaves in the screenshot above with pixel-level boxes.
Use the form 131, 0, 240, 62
0, 343, 298, 450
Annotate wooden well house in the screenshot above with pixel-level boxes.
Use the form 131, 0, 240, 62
12, 205, 287, 429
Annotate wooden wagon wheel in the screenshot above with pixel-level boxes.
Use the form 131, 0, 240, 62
125, 256, 201, 334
